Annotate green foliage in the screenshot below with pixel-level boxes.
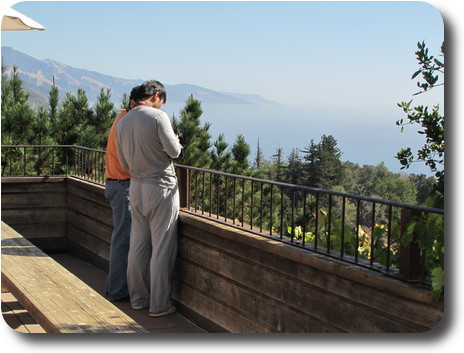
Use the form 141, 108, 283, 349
1, 65, 120, 175
253, 139, 265, 170
172, 95, 212, 167
287, 220, 400, 267
284, 148, 303, 185
301, 135, 343, 189
231, 134, 251, 172
1, 66, 36, 145
431, 266, 444, 301
93, 88, 118, 147
396, 41, 444, 202
269, 147, 286, 182
371, 176, 417, 205
210, 133, 232, 171
396, 41, 445, 300
402, 212, 444, 300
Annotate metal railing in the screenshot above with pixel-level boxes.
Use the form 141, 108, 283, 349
1, 145, 444, 283
176, 165, 444, 280
1, 144, 106, 184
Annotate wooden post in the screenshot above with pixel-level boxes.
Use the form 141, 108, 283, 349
176, 166, 189, 209
399, 208, 423, 280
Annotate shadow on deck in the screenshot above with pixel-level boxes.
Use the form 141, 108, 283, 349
2, 253, 206, 333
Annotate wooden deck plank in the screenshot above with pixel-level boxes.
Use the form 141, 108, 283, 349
1, 222, 148, 333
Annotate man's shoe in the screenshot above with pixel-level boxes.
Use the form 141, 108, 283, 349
149, 305, 177, 318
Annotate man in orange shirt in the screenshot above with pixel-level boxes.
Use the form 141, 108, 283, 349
104, 85, 141, 302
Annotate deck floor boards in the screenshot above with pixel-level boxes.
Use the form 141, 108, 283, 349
51, 253, 207, 333
2, 253, 206, 334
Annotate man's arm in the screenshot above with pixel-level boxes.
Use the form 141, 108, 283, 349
158, 112, 183, 159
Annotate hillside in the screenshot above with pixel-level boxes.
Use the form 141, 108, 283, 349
1, 46, 272, 107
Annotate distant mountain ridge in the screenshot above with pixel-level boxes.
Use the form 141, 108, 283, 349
1, 46, 275, 107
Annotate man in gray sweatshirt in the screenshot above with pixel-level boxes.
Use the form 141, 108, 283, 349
116, 80, 182, 317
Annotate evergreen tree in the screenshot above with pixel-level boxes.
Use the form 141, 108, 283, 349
93, 88, 117, 148
301, 139, 319, 187
318, 135, 344, 189
1, 64, 13, 144
31, 106, 56, 174
270, 147, 285, 182
48, 78, 59, 127
210, 133, 231, 171
1, 62, 12, 124
253, 138, 265, 170
230, 134, 250, 174
284, 148, 303, 185
32, 106, 54, 145
55, 91, 84, 146
172, 95, 211, 167
120, 92, 130, 110
1, 66, 36, 145
302, 135, 343, 189
53, 88, 106, 148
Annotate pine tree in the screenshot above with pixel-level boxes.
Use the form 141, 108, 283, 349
1, 61, 12, 118
318, 135, 343, 189
301, 139, 319, 187
285, 148, 303, 185
54, 89, 98, 147
270, 147, 285, 182
302, 135, 343, 189
93, 88, 117, 148
31, 106, 56, 174
172, 95, 211, 167
253, 138, 265, 170
1, 66, 36, 145
48, 78, 59, 127
230, 134, 250, 174
1, 63, 13, 144
210, 133, 231, 171
120, 92, 129, 110
32, 106, 54, 145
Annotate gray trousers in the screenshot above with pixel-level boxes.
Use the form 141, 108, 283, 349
127, 178, 179, 312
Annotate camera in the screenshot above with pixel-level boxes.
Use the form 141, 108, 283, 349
176, 131, 185, 145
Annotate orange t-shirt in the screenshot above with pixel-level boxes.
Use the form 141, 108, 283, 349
104, 109, 131, 180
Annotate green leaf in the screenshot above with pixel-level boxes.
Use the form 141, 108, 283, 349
431, 266, 444, 301
433, 58, 443, 67
401, 221, 416, 245
411, 69, 422, 80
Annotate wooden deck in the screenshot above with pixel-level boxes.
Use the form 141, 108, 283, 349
2, 252, 206, 333
1, 221, 205, 334
2, 291, 46, 333
50, 253, 206, 333
3, 252, 206, 334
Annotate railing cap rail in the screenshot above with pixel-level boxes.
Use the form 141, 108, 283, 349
2, 144, 105, 153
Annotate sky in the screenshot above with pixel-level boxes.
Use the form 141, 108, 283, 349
0, 0, 462, 350
1, 0, 447, 176
1, 0, 444, 109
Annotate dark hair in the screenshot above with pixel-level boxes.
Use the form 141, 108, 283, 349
139, 80, 167, 103
129, 85, 142, 101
